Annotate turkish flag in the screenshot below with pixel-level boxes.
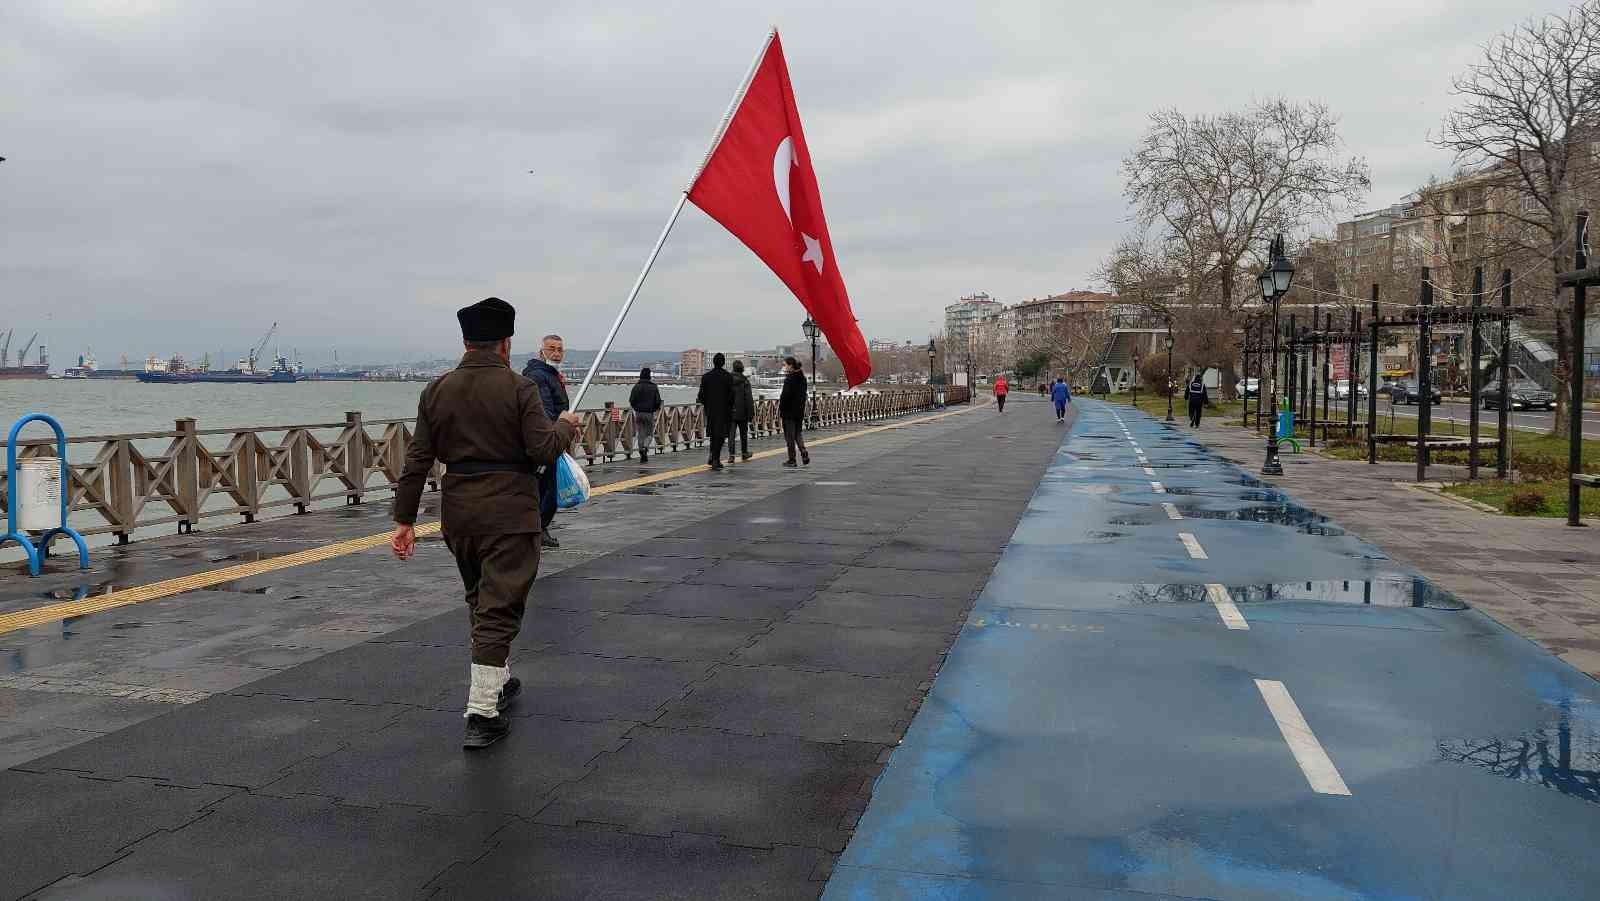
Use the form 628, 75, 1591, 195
688, 32, 872, 387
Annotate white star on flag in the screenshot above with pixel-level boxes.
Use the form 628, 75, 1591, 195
801, 233, 823, 273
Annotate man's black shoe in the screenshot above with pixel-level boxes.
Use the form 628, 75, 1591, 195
782, 459, 798, 467
498, 676, 521, 712
541, 533, 560, 549
709, 461, 724, 471
463, 713, 510, 749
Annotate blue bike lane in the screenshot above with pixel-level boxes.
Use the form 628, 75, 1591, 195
825, 400, 1600, 900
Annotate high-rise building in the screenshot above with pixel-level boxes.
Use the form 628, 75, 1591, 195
680, 348, 707, 377
943, 293, 1003, 358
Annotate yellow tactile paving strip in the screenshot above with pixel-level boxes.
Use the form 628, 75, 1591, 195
0, 403, 985, 637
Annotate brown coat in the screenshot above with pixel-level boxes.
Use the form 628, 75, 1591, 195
392, 349, 578, 536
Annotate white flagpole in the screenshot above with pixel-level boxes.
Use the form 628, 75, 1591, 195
568, 28, 777, 411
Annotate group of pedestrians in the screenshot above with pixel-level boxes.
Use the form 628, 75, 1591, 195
680, 352, 809, 469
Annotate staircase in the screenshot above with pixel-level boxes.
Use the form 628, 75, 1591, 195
1483, 320, 1558, 387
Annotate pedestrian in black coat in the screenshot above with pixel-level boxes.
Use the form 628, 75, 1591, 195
697, 352, 735, 470
629, 367, 663, 463
729, 360, 755, 463
1184, 371, 1209, 428
778, 356, 810, 466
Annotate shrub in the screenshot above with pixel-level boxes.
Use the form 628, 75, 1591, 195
1505, 488, 1549, 516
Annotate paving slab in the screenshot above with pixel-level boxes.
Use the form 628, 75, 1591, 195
737, 621, 955, 678
34, 792, 506, 901
0, 770, 235, 899
655, 663, 924, 744
534, 725, 882, 852
259, 707, 631, 815
426, 822, 828, 900
562, 612, 766, 662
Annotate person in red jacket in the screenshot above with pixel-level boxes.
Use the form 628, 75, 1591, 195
993, 374, 1009, 413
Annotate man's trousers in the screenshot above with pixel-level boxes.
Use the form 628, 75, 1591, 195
444, 532, 542, 667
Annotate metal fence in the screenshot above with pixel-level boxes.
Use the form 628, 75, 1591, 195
2, 387, 964, 544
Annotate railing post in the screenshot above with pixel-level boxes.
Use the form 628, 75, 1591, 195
108, 438, 134, 543
174, 418, 199, 534
344, 411, 366, 505
290, 428, 311, 514
238, 432, 260, 523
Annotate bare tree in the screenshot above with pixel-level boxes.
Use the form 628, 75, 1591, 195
1122, 99, 1371, 394
1436, 0, 1600, 433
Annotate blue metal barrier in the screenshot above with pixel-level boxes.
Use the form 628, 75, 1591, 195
3, 413, 90, 577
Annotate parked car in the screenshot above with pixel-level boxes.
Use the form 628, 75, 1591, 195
1385, 379, 1441, 405
1332, 379, 1368, 400
1235, 377, 1260, 398
1482, 378, 1555, 410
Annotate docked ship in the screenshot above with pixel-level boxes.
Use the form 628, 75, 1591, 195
137, 353, 303, 384
0, 330, 50, 380
63, 349, 97, 379
136, 322, 304, 385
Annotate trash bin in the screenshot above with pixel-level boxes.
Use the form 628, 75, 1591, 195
16, 458, 61, 531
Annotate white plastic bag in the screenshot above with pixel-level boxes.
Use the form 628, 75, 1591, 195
554, 453, 591, 509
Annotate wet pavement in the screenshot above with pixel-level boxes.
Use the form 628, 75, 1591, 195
0, 399, 1073, 900
829, 400, 1600, 900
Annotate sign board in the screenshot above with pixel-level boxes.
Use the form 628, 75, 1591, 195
1329, 346, 1349, 381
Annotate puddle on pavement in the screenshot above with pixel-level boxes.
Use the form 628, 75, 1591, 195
1439, 703, 1600, 804
1100, 578, 1467, 610
207, 550, 292, 563
42, 582, 118, 601
622, 487, 661, 495
200, 581, 273, 594
1177, 503, 1346, 536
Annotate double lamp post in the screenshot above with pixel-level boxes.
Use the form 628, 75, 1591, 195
802, 316, 820, 428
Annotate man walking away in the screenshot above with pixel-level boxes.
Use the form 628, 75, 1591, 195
392, 298, 581, 750
779, 355, 810, 466
993, 374, 1009, 413
697, 352, 734, 471
521, 335, 569, 547
729, 359, 755, 462
1185, 371, 1208, 428
629, 367, 662, 464
1051, 377, 1070, 422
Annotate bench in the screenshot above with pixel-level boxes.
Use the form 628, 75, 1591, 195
1574, 473, 1600, 489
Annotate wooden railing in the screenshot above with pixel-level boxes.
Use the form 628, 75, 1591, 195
2, 387, 962, 544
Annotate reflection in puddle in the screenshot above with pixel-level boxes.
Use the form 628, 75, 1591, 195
207, 550, 290, 563
1175, 502, 1345, 537
200, 581, 273, 594
1440, 702, 1600, 804
1108, 578, 1467, 610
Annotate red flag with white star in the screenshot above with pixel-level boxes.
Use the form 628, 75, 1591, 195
687, 31, 871, 387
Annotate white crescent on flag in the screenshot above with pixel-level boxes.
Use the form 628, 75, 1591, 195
772, 136, 794, 223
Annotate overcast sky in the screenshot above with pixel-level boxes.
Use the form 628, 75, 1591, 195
0, 0, 1577, 366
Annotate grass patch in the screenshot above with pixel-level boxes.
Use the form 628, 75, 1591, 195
1100, 392, 1244, 423
1445, 478, 1600, 518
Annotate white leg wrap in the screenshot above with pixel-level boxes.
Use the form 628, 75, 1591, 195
466, 663, 509, 719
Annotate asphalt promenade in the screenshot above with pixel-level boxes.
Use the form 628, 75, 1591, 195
1, 398, 1066, 899
830, 400, 1600, 899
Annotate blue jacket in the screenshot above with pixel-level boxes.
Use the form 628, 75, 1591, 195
521, 358, 569, 419
1050, 382, 1070, 404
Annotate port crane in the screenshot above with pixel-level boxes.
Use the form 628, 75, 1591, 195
0, 329, 10, 368
16, 332, 38, 366
247, 322, 278, 372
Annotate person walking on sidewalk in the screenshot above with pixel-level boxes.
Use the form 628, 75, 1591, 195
729, 359, 755, 463
521, 334, 570, 548
1050, 377, 1071, 422
779, 356, 810, 466
993, 374, 1009, 413
629, 367, 662, 464
697, 352, 734, 471
391, 297, 582, 750
1184, 371, 1208, 428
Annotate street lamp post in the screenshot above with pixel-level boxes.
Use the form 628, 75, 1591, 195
802, 317, 821, 429
1259, 234, 1296, 475
1164, 327, 1176, 423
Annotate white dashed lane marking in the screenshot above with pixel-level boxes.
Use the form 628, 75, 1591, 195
1162, 502, 1182, 520
1256, 679, 1353, 796
1143, 466, 1157, 476
1151, 481, 1166, 494
1178, 532, 1207, 559
1206, 583, 1249, 630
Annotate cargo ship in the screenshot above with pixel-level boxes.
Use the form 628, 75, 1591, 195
136, 322, 304, 384
0, 330, 50, 379
136, 353, 303, 384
